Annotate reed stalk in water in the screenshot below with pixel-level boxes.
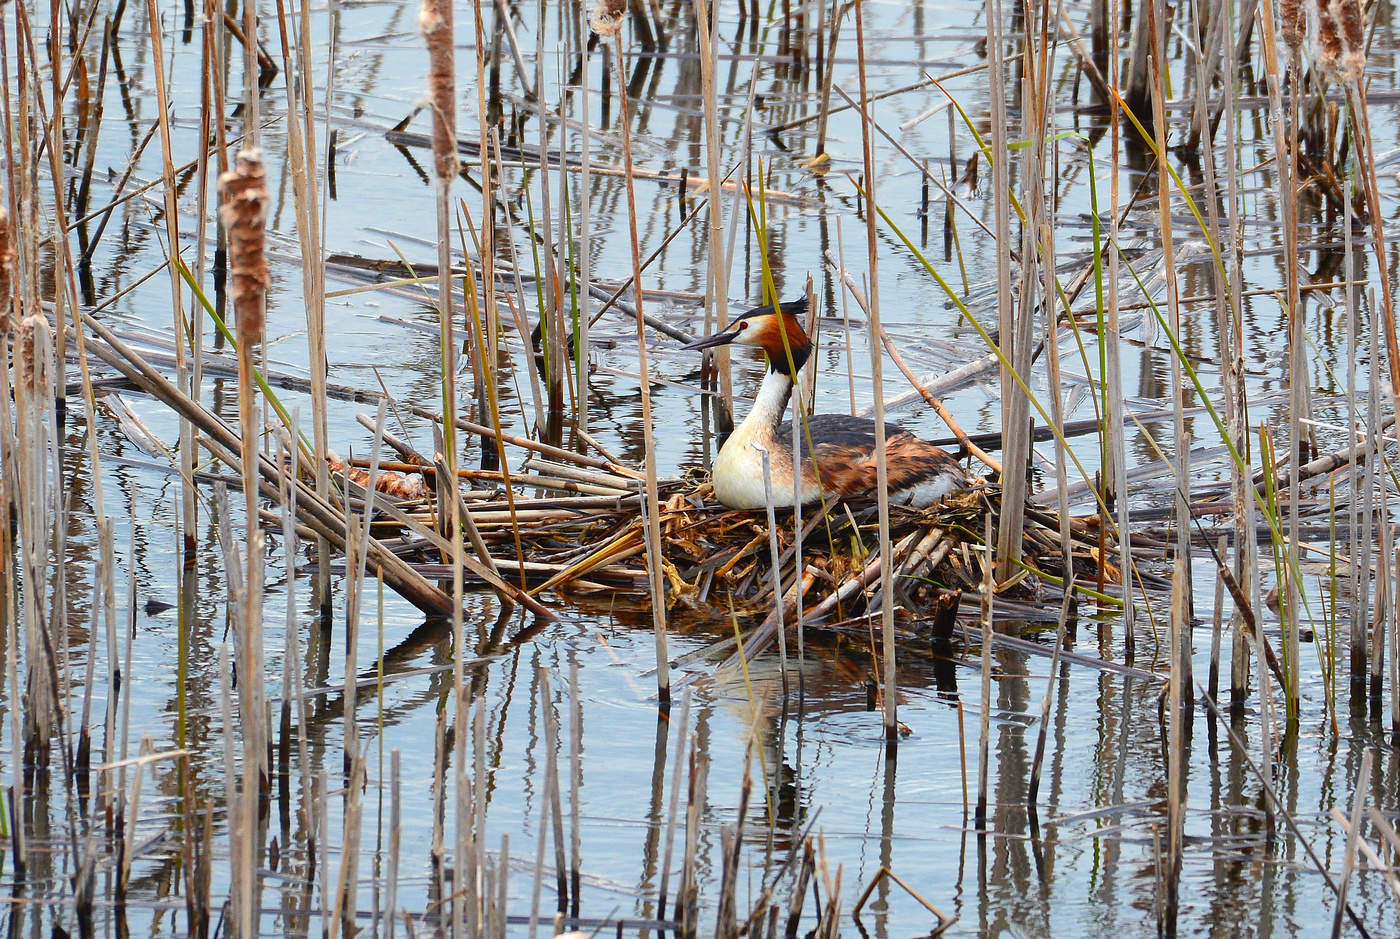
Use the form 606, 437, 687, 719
696, 0, 733, 442
572, 4, 594, 436
278, 0, 333, 620
851, 1, 897, 748
142, 0, 199, 573
218, 145, 271, 937
983, 0, 1028, 582
423, 0, 477, 931
1257, 0, 1304, 724
593, 0, 671, 704
1146, 0, 1192, 711
15, 313, 55, 769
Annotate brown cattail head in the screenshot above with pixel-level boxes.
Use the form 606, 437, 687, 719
327, 456, 429, 500
588, 0, 627, 38
1282, 0, 1304, 52
18, 313, 52, 397
0, 208, 13, 336
1312, 0, 1367, 82
419, 0, 458, 181
218, 149, 270, 347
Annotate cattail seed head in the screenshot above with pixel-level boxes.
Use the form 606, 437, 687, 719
1311, 0, 1367, 83
18, 313, 51, 397
419, 0, 458, 181
588, 0, 627, 38
1282, 0, 1304, 52
218, 149, 270, 348
0, 208, 13, 336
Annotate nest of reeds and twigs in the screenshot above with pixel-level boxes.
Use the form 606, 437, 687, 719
651, 480, 1111, 629
349, 451, 1112, 632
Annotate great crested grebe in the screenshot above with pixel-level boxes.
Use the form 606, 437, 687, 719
683, 299, 968, 510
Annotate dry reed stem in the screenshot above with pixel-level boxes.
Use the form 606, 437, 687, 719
1217, 0, 1256, 707
15, 312, 56, 798
273, 0, 333, 615
1331, 748, 1373, 935
849, 0, 898, 747
218, 150, 272, 853
1256, 0, 1307, 721
218, 149, 270, 347
1147, 0, 1193, 708
975, 511, 993, 829
601, 23, 670, 704
695, 0, 733, 435
983, 0, 1028, 581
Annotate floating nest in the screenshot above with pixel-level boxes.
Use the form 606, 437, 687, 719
354, 455, 1120, 636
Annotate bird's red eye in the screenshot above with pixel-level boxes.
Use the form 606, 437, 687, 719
738, 321, 748, 329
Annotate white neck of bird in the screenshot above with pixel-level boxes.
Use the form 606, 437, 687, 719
736, 367, 795, 442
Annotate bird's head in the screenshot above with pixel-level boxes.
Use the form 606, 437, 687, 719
681, 298, 811, 375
